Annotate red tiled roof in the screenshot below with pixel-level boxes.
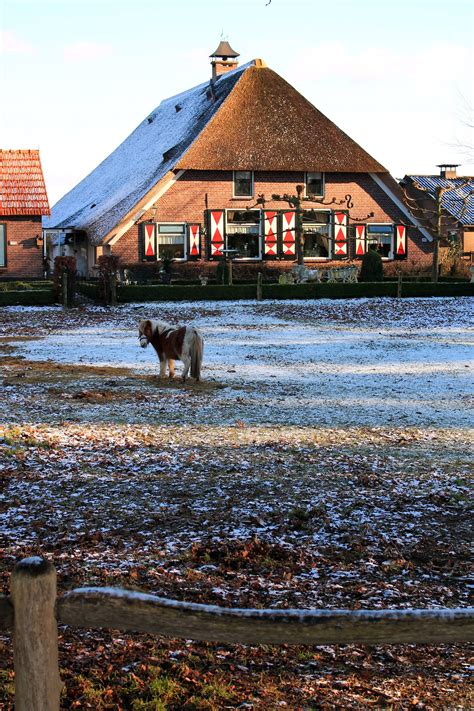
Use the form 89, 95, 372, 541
0, 149, 50, 216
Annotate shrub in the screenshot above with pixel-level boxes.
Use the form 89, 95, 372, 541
97, 255, 121, 303
53, 256, 77, 305
360, 249, 383, 282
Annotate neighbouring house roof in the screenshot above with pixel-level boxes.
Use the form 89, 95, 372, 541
404, 175, 474, 226
45, 59, 389, 245
0, 149, 50, 216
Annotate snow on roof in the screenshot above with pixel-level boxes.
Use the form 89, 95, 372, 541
0, 149, 50, 216
44, 62, 252, 244
407, 175, 474, 225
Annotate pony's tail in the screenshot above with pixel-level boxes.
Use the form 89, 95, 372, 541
190, 330, 203, 381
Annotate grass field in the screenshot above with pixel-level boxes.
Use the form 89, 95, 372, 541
1, 297, 472, 709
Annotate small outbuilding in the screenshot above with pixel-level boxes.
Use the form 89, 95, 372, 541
0, 150, 50, 280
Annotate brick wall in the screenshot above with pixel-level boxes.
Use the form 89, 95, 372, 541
0, 216, 44, 279
111, 171, 433, 273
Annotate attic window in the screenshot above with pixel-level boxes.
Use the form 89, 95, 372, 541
163, 145, 178, 162
305, 172, 324, 198
175, 104, 182, 113
233, 171, 254, 198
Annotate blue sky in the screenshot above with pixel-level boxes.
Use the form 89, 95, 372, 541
1, 0, 472, 204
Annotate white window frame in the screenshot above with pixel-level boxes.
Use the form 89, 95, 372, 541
304, 172, 325, 199
366, 223, 394, 260
232, 171, 254, 199
225, 208, 262, 260
156, 222, 187, 261
302, 209, 332, 260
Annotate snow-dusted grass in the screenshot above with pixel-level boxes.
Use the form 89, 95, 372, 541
0, 297, 473, 707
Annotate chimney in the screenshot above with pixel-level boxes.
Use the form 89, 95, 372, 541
437, 164, 459, 179
210, 40, 239, 81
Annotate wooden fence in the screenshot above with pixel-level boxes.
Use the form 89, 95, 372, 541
1, 557, 473, 710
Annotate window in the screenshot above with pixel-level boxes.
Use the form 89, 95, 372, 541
226, 210, 261, 258
157, 223, 186, 259
305, 172, 324, 198
302, 210, 331, 258
233, 171, 254, 198
366, 224, 394, 259
0, 225, 6, 267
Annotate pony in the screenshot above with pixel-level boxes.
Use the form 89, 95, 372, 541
138, 319, 203, 382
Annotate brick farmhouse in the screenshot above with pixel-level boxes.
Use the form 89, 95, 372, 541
44, 44, 434, 278
0, 150, 50, 279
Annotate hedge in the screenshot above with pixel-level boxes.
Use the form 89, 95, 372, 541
75, 280, 474, 304
77, 281, 100, 300
0, 289, 56, 306
117, 283, 257, 302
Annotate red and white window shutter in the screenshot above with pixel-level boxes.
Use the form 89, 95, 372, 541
395, 225, 407, 259
187, 224, 200, 260
282, 211, 296, 258
334, 212, 348, 258
209, 210, 225, 258
355, 224, 366, 257
264, 211, 278, 257
143, 223, 156, 259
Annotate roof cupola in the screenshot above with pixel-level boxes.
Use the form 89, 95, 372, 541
210, 40, 239, 81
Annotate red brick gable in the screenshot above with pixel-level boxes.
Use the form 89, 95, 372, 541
0, 149, 50, 216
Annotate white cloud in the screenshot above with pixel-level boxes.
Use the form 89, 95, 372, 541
63, 41, 113, 63
0, 30, 35, 55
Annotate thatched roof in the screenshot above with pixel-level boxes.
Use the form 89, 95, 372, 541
177, 64, 387, 173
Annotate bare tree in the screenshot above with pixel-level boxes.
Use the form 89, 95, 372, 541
401, 179, 472, 282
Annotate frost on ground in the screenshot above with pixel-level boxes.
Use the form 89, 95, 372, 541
0, 297, 473, 709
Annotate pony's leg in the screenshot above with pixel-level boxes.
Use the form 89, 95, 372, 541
168, 359, 175, 379
181, 356, 191, 383
159, 357, 167, 379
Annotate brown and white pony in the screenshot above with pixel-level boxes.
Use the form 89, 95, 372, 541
138, 319, 203, 382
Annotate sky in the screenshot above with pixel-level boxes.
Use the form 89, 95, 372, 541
1, 0, 473, 206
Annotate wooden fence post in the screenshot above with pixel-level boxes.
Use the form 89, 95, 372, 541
256, 272, 263, 301
11, 558, 62, 711
62, 269, 68, 307
109, 273, 117, 306
397, 273, 403, 298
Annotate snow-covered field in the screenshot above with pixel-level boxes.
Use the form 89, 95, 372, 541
9, 296, 474, 428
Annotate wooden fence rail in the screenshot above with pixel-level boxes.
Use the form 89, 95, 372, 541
1, 558, 473, 711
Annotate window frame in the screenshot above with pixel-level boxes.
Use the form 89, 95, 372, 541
366, 223, 394, 260
0, 224, 6, 268
304, 172, 325, 199
225, 208, 262, 260
155, 222, 187, 261
232, 171, 254, 199
302, 209, 332, 260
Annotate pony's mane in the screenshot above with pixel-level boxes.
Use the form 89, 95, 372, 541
149, 319, 174, 335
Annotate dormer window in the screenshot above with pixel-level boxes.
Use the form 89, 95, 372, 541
305, 172, 325, 198
233, 171, 254, 198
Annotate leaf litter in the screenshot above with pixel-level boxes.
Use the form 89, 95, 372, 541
0, 297, 473, 709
